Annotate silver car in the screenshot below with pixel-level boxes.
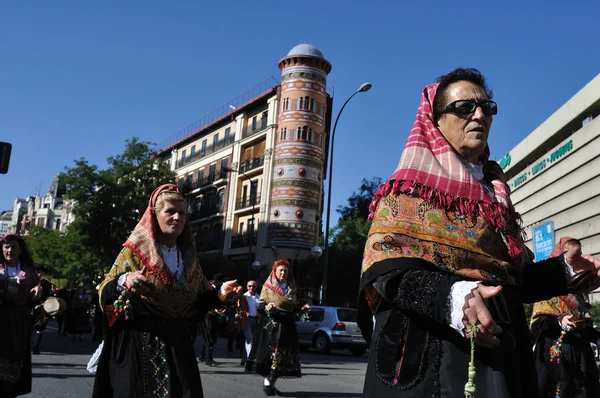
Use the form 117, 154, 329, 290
295, 306, 368, 356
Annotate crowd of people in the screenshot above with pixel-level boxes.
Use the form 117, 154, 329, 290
2, 68, 600, 397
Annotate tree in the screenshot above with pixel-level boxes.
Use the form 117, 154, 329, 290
57, 137, 175, 277
324, 177, 382, 306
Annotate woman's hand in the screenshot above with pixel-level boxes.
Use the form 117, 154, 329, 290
302, 304, 310, 311
125, 270, 155, 297
265, 302, 276, 312
30, 285, 40, 297
222, 280, 242, 296
462, 285, 503, 348
566, 246, 600, 274
560, 314, 576, 331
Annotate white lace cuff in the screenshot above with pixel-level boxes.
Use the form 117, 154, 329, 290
117, 273, 130, 293
449, 280, 480, 337
563, 254, 575, 276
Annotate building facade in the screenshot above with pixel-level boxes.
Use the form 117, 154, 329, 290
501, 73, 600, 300
156, 44, 332, 282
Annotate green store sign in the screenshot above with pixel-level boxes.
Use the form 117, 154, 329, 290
511, 140, 574, 189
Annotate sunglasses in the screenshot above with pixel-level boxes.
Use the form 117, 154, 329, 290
248, 285, 256, 288
442, 100, 498, 116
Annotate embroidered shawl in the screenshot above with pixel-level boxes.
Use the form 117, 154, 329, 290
531, 238, 588, 325
99, 184, 212, 320
260, 259, 297, 312
361, 83, 531, 311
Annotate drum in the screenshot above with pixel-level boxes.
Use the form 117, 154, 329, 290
43, 297, 67, 316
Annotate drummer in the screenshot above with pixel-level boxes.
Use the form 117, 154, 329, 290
32, 265, 56, 354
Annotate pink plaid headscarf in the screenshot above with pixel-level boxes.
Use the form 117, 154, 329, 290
369, 83, 527, 262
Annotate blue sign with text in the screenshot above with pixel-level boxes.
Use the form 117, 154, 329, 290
533, 222, 554, 261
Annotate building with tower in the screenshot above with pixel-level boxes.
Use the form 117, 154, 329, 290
155, 43, 333, 292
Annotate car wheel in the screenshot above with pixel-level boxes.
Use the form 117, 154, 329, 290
313, 333, 331, 354
349, 347, 367, 356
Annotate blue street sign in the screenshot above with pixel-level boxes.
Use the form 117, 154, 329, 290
533, 222, 554, 261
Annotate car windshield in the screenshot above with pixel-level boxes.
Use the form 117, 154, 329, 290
336, 309, 357, 322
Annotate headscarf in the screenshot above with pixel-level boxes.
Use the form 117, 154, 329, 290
100, 184, 211, 320
531, 237, 587, 325
361, 83, 531, 313
260, 259, 297, 312
0, 233, 35, 269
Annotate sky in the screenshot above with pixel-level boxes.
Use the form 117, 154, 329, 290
2, 1, 600, 229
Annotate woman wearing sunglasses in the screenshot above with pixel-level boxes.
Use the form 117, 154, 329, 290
358, 68, 600, 397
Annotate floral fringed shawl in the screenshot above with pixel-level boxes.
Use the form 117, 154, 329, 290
260, 260, 297, 312
99, 184, 212, 321
361, 83, 532, 313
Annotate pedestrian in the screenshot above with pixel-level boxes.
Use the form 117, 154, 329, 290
0, 234, 41, 397
197, 274, 226, 367
242, 279, 259, 366
56, 280, 75, 336
531, 237, 599, 397
92, 184, 241, 397
245, 259, 309, 396
31, 265, 53, 354
65, 286, 91, 340
357, 67, 600, 397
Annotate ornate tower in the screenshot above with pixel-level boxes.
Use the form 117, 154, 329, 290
269, 44, 332, 249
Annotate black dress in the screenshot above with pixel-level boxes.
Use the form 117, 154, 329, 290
245, 307, 301, 379
531, 315, 599, 397
93, 279, 221, 398
358, 257, 572, 398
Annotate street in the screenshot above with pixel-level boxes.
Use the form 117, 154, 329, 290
25, 320, 366, 397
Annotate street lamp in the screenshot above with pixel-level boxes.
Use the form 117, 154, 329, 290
320, 82, 372, 305
223, 166, 258, 277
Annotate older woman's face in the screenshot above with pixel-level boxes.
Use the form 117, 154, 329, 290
437, 81, 493, 163
275, 265, 288, 283
156, 200, 186, 239
2, 241, 21, 265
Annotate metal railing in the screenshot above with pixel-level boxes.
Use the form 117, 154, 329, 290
189, 204, 224, 221
156, 77, 279, 151
182, 170, 228, 193
235, 195, 261, 210
230, 233, 258, 249
175, 136, 235, 169
239, 157, 264, 173
242, 118, 268, 139
195, 235, 224, 252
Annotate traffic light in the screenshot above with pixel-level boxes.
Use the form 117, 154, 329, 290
0, 142, 11, 174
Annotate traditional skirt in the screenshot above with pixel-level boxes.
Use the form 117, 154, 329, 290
245, 311, 301, 379
0, 304, 33, 397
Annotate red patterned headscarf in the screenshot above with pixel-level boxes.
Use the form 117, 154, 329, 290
123, 184, 195, 284
263, 259, 296, 297
368, 83, 527, 263
260, 259, 297, 311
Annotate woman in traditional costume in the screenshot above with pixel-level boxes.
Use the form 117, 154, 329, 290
92, 184, 241, 398
0, 234, 40, 397
358, 68, 600, 397
531, 237, 599, 397
245, 259, 308, 396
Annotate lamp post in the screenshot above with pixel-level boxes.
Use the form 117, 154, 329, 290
224, 166, 257, 279
320, 82, 372, 305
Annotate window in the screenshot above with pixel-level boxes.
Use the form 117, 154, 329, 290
55, 218, 61, 231
201, 140, 207, 156
310, 98, 315, 112
279, 127, 287, 141
225, 127, 231, 141
217, 190, 225, 212
252, 116, 257, 131
213, 134, 219, 148
248, 218, 255, 233
301, 126, 308, 140
187, 173, 194, 185
298, 97, 304, 110
242, 185, 247, 205
250, 180, 258, 205
209, 164, 216, 182
303, 96, 310, 110
282, 98, 290, 111
221, 158, 228, 172
181, 150, 187, 161
239, 222, 244, 234
318, 135, 323, 147
308, 129, 313, 143
337, 309, 358, 322
190, 145, 196, 158
296, 127, 301, 140
198, 169, 204, 183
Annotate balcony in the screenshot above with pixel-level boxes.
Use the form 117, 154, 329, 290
235, 195, 261, 211
230, 233, 258, 249
241, 118, 268, 139
189, 204, 223, 221
175, 135, 235, 169
239, 157, 264, 174
195, 235, 224, 252
183, 170, 229, 194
